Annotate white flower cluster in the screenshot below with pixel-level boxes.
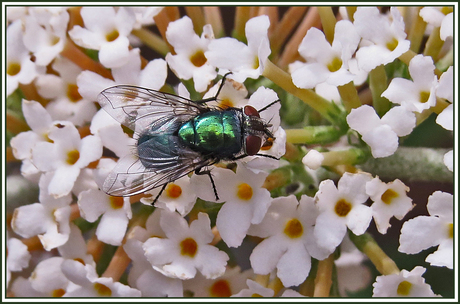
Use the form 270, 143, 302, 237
5, 5, 454, 298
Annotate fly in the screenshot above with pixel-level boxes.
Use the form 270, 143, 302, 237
97, 73, 280, 202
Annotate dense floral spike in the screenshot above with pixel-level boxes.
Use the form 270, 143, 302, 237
5, 6, 453, 298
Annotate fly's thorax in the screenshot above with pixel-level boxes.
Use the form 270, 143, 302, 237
178, 110, 242, 157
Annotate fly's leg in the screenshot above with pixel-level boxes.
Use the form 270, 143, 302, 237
257, 99, 281, 113
151, 183, 167, 205
197, 72, 232, 104
195, 166, 219, 201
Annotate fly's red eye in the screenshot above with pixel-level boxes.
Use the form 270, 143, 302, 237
245, 135, 262, 156
244, 105, 260, 118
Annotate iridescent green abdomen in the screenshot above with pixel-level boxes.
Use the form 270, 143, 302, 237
178, 111, 242, 157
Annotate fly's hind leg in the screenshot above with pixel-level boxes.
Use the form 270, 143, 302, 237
195, 166, 219, 201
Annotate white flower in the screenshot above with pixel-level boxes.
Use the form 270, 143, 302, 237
183, 266, 253, 297
143, 210, 229, 280
68, 7, 136, 68
165, 16, 217, 92
205, 15, 271, 82
291, 20, 360, 89
248, 195, 332, 287
231, 279, 274, 297
399, 191, 453, 269
77, 48, 167, 102
373, 266, 438, 297
61, 260, 141, 297
347, 105, 416, 158
366, 177, 414, 234
440, 12, 453, 40
435, 66, 453, 131
123, 237, 183, 297
354, 7, 410, 72
11, 172, 72, 250
10, 99, 53, 162
192, 165, 272, 248
6, 237, 31, 287
31, 121, 103, 198
202, 77, 249, 109
34, 56, 97, 127
78, 188, 132, 246
57, 223, 95, 266
141, 175, 197, 217
125, 6, 163, 29
335, 235, 372, 296
28, 257, 73, 297
22, 8, 69, 66
302, 149, 324, 170
314, 172, 373, 252
6, 20, 42, 96
382, 55, 438, 113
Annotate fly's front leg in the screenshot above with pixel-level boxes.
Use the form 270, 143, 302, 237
195, 166, 219, 201
197, 72, 233, 104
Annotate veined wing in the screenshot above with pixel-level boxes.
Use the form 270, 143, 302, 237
101, 146, 215, 197
97, 85, 209, 132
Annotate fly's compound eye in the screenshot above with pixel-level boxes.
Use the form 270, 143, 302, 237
243, 105, 260, 118
245, 135, 262, 156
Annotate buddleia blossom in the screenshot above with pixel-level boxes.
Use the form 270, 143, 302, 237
205, 15, 271, 82
165, 16, 217, 92
399, 191, 453, 269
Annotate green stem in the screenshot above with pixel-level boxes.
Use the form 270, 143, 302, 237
131, 28, 170, 57
349, 232, 400, 275
369, 65, 391, 117
320, 148, 369, 167
346, 7, 357, 22
407, 7, 428, 53
317, 7, 336, 44
337, 82, 362, 112
423, 26, 444, 60
358, 147, 453, 183
262, 60, 346, 127
285, 126, 343, 144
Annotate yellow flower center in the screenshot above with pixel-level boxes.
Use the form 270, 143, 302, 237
251, 293, 263, 297
284, 218, 303, 239
66, 149, 80, 165
253, 56, 260, 69
335, 198, 352, 217
448, 223, 453, 238
50, 35, 61, 46
110, 196, 124, 209
7, 62, 21, 76
190, 49, 207, 67
94, 282, 112, 296
52, 289, 65, 297
386, 37, 399, 51
218, 98, 234, 109
106, 29, 119, 42
419, 91, 430, 104
327, 56, 343, 72
260, 138, 274, 151
67, 83, 83, 103
166, 183, 182, 199
237, 183, 253, 201
209, 279, 232, 297
396, 280, 412, 296
381, 188, 399, 205
180, 237, 198, 257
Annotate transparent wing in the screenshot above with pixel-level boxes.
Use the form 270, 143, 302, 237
97, 85, 208, 132
102, 140, 216, 197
